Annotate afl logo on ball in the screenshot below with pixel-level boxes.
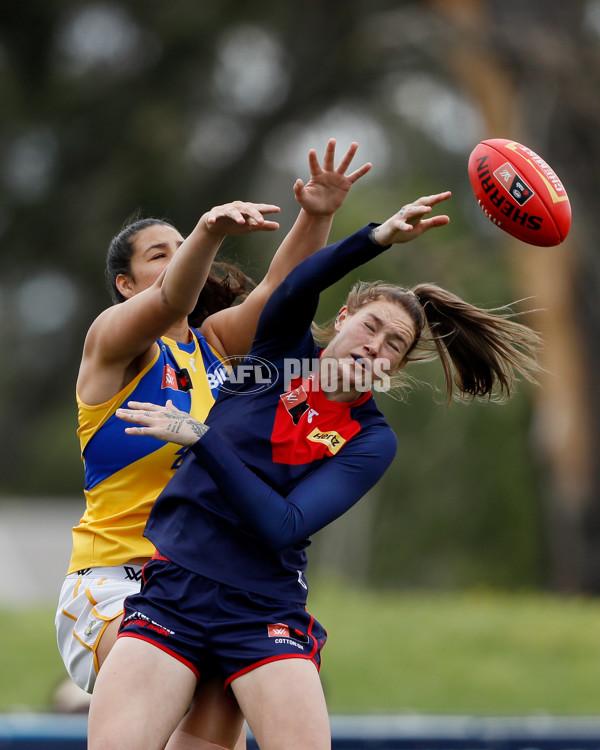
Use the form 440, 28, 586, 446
493, 162, 534, 206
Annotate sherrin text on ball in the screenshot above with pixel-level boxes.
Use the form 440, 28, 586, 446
468, 138, 571, 246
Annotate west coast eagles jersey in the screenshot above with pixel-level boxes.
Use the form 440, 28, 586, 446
68, 329, 226, 573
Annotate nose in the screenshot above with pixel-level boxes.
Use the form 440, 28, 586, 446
364, 336, 383, 358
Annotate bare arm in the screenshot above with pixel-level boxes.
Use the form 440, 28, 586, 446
78, 202, 280, 404
201, 139, 372, 358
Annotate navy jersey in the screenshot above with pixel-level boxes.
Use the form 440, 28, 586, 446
144, 225, 398, 603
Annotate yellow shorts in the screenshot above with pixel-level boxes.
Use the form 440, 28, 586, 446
55, 564, 143, 692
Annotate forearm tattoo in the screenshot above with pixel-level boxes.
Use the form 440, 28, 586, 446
368, 226, 380, 245
165, 411, 209, 441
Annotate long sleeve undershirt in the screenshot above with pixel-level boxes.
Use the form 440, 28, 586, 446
190, 225, 396, 550
191, 424, 396, 551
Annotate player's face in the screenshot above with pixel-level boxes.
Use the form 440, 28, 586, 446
324, 299, 416, 393
121, 224, 185, 297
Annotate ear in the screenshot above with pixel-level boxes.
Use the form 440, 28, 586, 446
334, 305, 349, 332
115, 273, 135, 300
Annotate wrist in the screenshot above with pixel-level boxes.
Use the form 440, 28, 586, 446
367, 223, 392, 248
201, 214, 223, 238
298, 208, 335, 223
188, 422, 210, 445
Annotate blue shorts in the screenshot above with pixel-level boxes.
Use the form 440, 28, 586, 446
119, 555, 327, 690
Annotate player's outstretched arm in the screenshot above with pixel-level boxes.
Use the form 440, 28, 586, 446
369, 191, 452, 247
85, 201, 280, 368
201, 139, 371, 359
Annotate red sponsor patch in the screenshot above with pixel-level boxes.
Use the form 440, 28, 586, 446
162, 364, 179, 390
161, 365, 192, 392
280, 385, 308, 411
267, 623, 290, 638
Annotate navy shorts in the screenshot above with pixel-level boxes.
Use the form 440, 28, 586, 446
119, 555, 327, 690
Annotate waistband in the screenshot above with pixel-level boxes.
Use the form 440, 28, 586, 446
66, 564, 144, 579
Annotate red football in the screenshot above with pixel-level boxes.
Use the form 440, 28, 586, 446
468, 138, 571, 246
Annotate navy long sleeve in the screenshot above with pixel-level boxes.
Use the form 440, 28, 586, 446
145, 223, 398, 602
251, 223, 390, 357
191, 422, 396, 551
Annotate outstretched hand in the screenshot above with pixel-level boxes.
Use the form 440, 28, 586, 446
371, 192, 452, 246
293, 139, 372, 217
116, 400, 209, 447
204, 201, 281, 237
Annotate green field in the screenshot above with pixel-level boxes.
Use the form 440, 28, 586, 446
4, 584, 600, 714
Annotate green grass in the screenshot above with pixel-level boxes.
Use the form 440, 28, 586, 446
1, 605, 67, 711
4, 585, 600, 714
310, 583, 600, 715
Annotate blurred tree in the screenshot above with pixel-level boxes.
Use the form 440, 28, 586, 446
425, 0, 599, 591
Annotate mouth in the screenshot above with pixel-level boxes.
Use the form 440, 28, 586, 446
351, 354, 367, 371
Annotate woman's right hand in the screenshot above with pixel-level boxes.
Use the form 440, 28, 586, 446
116, 400, 209, 447
370, 191, 452, 246
203, 201, 281, 237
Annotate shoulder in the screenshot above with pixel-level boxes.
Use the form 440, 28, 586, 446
250, 325, 316, 362
343, 416, 397, 464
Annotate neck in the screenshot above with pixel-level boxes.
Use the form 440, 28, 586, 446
163, 319, 191, 343
316, 357, 363, 404
321, 385, 361, 404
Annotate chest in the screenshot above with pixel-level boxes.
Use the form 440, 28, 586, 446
270, 376, 364, 465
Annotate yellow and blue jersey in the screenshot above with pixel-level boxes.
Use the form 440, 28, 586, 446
68, 329, 227, 574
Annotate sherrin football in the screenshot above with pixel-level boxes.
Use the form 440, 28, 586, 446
468, 138, 571, 246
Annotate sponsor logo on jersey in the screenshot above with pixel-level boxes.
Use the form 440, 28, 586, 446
161, 364, 193, 392
289, 627, 310, 644
84, 619, 96, 636
306, 408, 319, 424
122, 610, 174, 637
280, 385, 309, 424
124, 566, 142, 582
307, 428, 347, 455
267, 623, 310, 646
493, 162, 534, 206
268, 623, 290, 638
297, 570, 308, 590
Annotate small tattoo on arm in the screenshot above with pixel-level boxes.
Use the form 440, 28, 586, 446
164, 412, 209, 441
166, 420, 183, 434
368, 227, 380, 245
189, 419, 209, 440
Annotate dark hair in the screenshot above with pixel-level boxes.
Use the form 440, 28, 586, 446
187, 262, 253, 327
312, 280, 542, 403
105, 217, 253, 325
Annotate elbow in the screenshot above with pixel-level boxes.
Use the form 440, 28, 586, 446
261, 528, 298, 551
159, 287, 194, 317
264, 533, 290, 552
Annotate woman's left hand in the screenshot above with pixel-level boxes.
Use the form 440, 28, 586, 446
293, 138, 372, 216
116, 400, 209, 446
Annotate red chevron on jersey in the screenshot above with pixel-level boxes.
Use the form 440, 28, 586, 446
272, 377, 365, 465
